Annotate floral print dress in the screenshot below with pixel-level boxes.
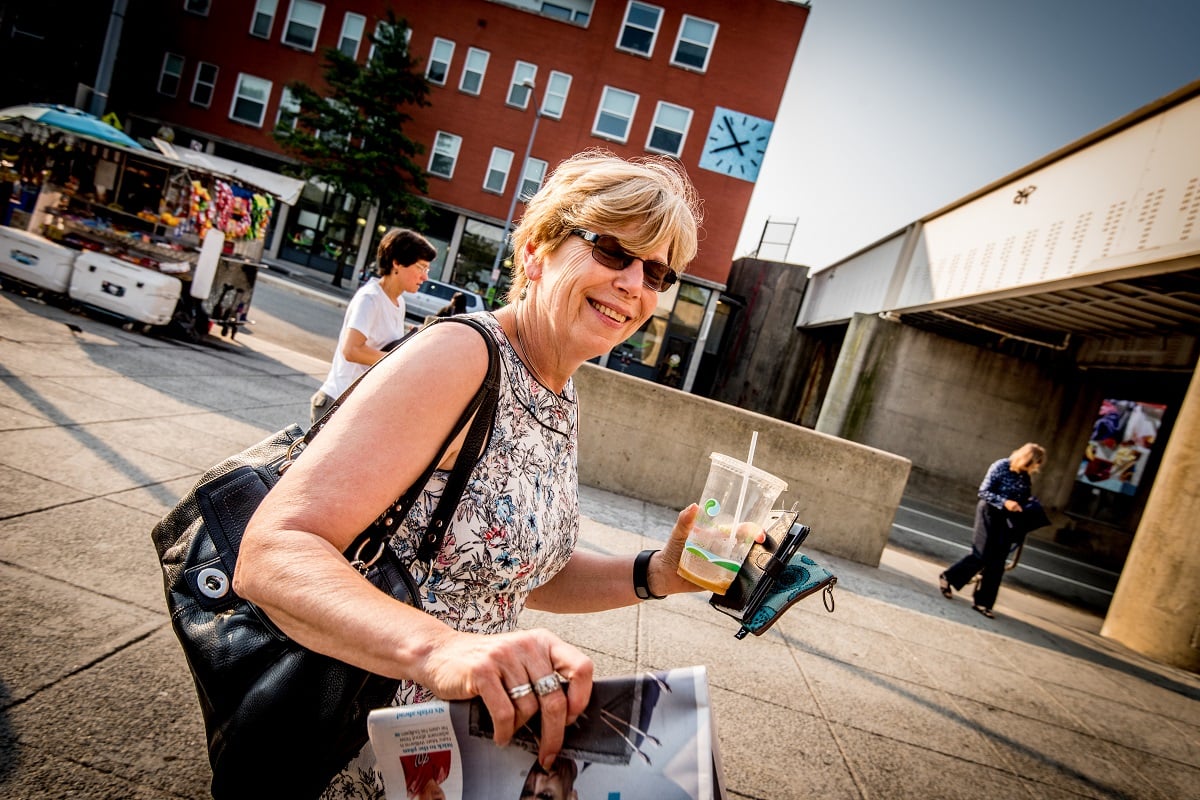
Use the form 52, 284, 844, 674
322, 313, 579, 799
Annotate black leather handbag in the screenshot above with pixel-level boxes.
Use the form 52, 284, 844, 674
151, 316, 500, 799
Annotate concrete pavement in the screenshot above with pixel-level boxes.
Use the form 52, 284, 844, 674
1, 284, 1198, 799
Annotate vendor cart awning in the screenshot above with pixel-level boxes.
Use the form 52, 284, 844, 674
0, 104, 144, 149
150, 138, 306, 206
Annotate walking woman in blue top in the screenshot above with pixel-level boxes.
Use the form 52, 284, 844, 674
939, 443, 1046, 618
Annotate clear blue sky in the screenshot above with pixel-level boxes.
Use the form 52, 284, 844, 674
734, 0, 1200, 270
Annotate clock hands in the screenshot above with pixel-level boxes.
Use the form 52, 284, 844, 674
709, 139, 752, 154
714, 114, 748, 156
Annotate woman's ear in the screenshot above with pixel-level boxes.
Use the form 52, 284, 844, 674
523, 242, 542, 281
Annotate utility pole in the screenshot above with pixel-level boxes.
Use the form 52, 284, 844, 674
487, 80, 542, 299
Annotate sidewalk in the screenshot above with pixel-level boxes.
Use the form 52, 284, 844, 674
1, 286, 1197, 799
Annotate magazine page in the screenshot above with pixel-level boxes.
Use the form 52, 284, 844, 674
369, 665, 720, 800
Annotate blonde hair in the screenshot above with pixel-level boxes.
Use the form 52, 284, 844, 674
1010, 442, 1046, 471
506, 149, 703, 302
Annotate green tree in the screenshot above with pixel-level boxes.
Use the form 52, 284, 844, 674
273, 11, 430, 286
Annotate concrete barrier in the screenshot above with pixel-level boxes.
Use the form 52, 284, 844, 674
573, 363, 912, 567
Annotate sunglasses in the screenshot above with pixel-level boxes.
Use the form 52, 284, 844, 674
569, 229, 678, 292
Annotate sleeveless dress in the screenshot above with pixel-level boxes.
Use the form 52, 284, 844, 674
322, 312, 580, 799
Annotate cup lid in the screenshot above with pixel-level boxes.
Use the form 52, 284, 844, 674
708, 452, 788, 492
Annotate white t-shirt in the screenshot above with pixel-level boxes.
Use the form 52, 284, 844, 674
318, 278, 408, 399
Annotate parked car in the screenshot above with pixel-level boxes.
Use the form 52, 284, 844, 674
401, 278, 486, 324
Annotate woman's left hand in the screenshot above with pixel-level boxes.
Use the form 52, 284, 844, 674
647, 504, 766, 595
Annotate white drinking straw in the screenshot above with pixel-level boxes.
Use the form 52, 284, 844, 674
727, 431, 759, 550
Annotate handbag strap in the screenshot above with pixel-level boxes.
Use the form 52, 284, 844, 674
339, 315, 501, 570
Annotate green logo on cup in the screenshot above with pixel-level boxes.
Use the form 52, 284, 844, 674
703, 498, 721, 517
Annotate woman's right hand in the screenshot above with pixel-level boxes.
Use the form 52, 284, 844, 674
1003, 499, 1022, 512
417, 627, 594, 770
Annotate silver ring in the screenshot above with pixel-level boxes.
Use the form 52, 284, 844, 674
507, 682, 533, 700
533, 672, 563, 697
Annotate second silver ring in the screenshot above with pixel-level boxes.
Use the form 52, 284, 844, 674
507, 682, 534, 700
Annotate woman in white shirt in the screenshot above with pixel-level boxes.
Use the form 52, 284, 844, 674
310, 229, 436, 422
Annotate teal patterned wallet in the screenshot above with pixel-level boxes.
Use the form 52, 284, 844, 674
708, 509, 837, 638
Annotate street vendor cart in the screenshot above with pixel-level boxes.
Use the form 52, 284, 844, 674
0, 104, 303, 341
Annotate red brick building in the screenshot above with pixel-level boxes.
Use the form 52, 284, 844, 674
113, 0, 808, 390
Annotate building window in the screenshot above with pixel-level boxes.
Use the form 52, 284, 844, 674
190, 62, 218, 108
427, 37, 455, 84
429, 131, 462, 178
542, 71, 571, 119
507, 61, 537, 108
250, 0, 277, 38
282, 0, 324, 52
486, 0, 592, 26
520, 158, 548, 200
460, 47, 489, 95
276, 86, 300, 130
617, 1, 662, 57
646, 101, 691, 156
230, 73, 273, 127
593, 86, 637, 142
484, 148, 513, 194
368, 20, 408, 62
671, 15, 717, 72
338, 13, 366, 59
184, 0, 210, 16
158, 53, 185, 97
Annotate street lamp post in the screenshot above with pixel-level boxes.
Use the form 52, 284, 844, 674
488, 80, 541, 297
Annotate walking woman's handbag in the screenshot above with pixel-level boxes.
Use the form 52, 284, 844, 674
151, 317, 500, 799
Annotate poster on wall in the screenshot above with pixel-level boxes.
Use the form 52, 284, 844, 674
1076, 399, 1166, 495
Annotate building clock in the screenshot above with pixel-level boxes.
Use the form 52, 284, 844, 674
697, 107, 774, 183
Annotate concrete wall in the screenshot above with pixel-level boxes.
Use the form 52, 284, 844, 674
573, 362, 911, 567
815, 313, 1087, 520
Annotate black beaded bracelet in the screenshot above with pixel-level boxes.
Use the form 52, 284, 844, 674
633, 549, 667, 600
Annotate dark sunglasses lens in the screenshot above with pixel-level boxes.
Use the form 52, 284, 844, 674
644, 263, 676, 291
592, 236, 632, 269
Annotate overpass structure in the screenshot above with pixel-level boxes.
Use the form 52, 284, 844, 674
791, 80, 1200, 671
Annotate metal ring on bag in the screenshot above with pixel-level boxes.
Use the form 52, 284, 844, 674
350, 537, 388, 575
196, 567, 230, 599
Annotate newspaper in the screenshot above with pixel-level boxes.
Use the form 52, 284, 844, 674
368, 665, 724, 800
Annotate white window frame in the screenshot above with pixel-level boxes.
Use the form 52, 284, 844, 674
542, 71, 571, 119
338, 12, 366, 60
506, 61, 537, 108
592, 86, 638, 143
427, 37, 455, 85
158, 52, 185, 97
282, 0, 324, 52
229, 73, 273, 127
670, 15, 718, 72
184, 0, 210, 17
190, 62, 219, 108
459, 47, 489, 95
249, 0, 277, 38
484, 147, 514, 194
276, 86, 300, 130
368, 20, 409, 62
429, 131, 462, 179
616, 1, 662, 57
519, 158, 548, 200
646, 101, 691, 157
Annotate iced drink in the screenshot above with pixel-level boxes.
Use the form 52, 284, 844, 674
678, 453, 788, 594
